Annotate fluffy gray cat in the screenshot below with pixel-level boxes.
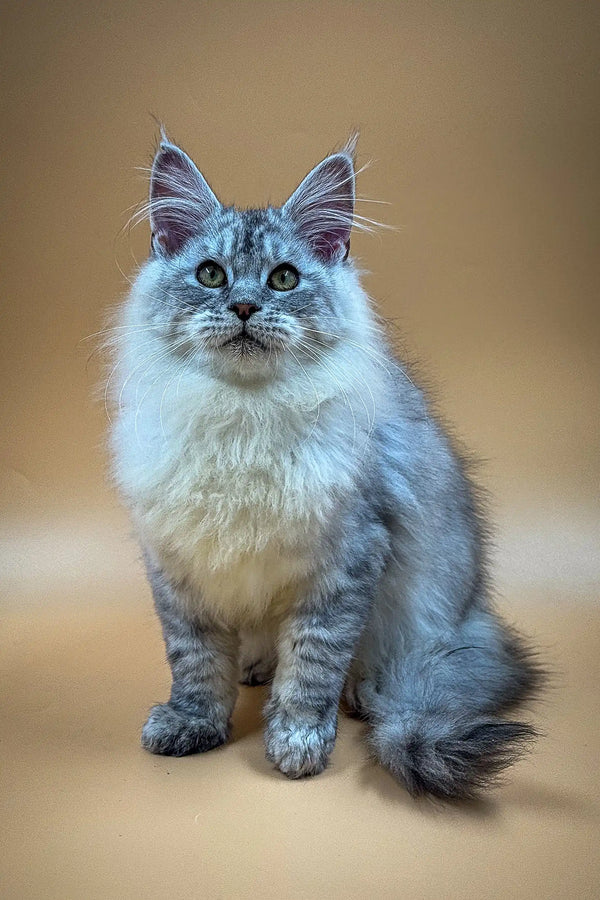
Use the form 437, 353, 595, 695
110, 134, 541, 798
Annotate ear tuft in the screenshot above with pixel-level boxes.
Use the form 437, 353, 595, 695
283, 147, 356, 262
340, 131, 359, 162
149, 141, 219, 256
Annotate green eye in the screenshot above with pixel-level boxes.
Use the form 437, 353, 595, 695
197, 261, 227, 288
268, 264, 299, 292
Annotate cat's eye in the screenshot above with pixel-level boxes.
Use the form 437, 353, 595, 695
268, 264, 299, 292
197, 261, 227, 288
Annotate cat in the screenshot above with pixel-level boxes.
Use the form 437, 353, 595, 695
109, 133, 542, 798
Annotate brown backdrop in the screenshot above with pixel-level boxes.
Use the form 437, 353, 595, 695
2, 2, 599, 898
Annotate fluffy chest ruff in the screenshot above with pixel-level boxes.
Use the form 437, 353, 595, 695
113, 372, 362, 623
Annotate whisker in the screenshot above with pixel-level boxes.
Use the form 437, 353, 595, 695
287, 346, 323, 447
103, 333, 164, 424
114, 333, 184, 415
81, 323, 165, 342
295, 338, 358, 450
133, 335, 192, 408
113, 224, 198, 314
176, 339, 207, 399
301, 325, 415, 389
159, 344, 199, 438
299, 337, 377, 445
297, 313, 385, 335
131, 336, 194, 446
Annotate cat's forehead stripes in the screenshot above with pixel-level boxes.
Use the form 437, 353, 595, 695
236, 210, 269, 256
208, 207, 288, 271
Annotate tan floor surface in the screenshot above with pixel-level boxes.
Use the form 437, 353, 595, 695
2, 581, 599, 900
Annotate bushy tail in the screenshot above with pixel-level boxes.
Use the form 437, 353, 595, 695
364, 618, 543, 799
370, 712, 536, 799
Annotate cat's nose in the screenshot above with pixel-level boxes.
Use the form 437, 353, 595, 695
229, 302, 260, 321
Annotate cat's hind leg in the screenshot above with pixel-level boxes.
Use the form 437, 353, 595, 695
343, 664, 378, 719
239, 627, 277, 686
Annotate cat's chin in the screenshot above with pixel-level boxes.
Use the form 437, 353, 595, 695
219, 334, 269, 353
209, 338, 282, 382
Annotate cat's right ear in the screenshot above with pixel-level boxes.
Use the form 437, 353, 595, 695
283, 145, 356, 262
149, 141, 220, 256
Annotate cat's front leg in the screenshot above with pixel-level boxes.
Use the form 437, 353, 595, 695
141, 557, 239, 757
264, 573, 375, 778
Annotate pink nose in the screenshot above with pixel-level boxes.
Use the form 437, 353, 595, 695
229, 303, 260, 321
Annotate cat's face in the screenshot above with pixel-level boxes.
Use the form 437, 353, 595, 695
140, 139, 358, 380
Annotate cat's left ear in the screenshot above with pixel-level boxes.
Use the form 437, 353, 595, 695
283, 145, 355, 262
150, 141, 220, 256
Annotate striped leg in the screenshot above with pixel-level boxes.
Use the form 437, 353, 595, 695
264, 585, 371, 778
141, 560, 238, 757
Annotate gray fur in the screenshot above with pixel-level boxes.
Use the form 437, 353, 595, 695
141, 555, 239, 756
112, 137, 543, 799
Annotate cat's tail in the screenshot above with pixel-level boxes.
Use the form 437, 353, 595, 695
357, 614, 544, 799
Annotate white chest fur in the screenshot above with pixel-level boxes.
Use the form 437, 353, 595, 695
112, 363, 363, 623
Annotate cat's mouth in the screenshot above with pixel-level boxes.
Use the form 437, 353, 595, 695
219, 328, 267, 352
198, 321, 293, 362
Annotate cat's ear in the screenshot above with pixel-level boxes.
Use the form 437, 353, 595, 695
149, 141, 220, 256
283, 145, 355, 262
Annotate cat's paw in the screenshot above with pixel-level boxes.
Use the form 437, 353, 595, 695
342, 675, 376, 719
239, 658, 275, 686
141, 703, 228, 757
264, 709, 336, 778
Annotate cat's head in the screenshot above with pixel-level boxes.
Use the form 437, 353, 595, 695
135, 136, 368, 381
